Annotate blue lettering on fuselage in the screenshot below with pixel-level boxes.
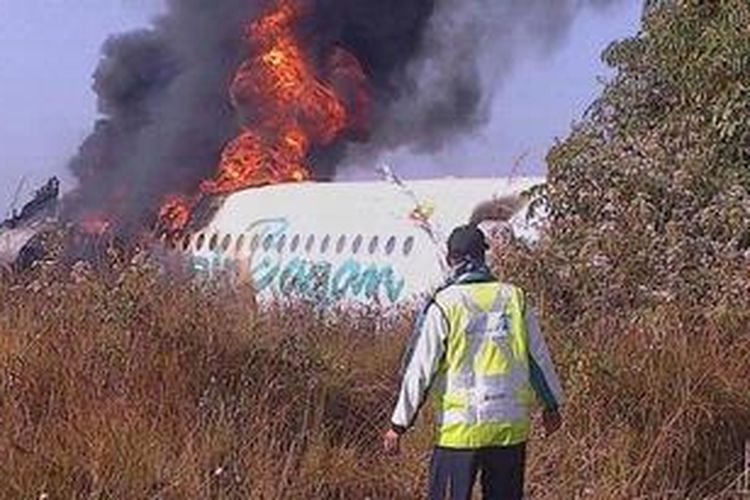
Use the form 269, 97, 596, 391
188, 218, 407, 305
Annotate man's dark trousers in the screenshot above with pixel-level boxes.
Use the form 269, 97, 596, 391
428, 443, 526, 500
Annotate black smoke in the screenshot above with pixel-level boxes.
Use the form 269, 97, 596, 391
66, 0, 622, 232
351, 0, 626, 157
67, 0, 259, 231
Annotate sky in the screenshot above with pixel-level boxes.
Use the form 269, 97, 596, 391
0, 0, 642, 216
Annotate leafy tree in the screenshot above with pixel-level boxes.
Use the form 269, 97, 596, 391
534, 0, 750, 319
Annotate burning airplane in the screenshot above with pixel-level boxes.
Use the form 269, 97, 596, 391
157, 175, 544, 306
3, 0, 585, 304
0, 172, 543, 308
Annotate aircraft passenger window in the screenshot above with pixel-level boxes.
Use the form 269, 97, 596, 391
220, 234, 232, 253
305, 235, 316, 253
209, 234, 220, 252
196, 234, 206, 251
263, 234, 274, 252
352, 235, 363, 254
369, 236, 380, 255
235, 234, 246, 254
250, 234, 261, 251
182, 234, 192, 252
385, 236, 397, 256
336, 235, 347, 254
403, 236, 416, 256
276, 234, 287, 253
163, 233, 175, 250
290, 234, 301, 253
320, 235, 331, 254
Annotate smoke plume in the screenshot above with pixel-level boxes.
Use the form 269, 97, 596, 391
67, 0, 622, 233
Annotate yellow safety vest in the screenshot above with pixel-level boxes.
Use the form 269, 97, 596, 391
431, 282, 533, 448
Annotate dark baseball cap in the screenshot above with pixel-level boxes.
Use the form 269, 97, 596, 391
447, 225, 489, 259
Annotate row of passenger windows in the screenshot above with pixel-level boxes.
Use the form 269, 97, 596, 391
177, 232, 417, 257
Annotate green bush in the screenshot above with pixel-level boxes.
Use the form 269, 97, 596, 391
536, 0, 750, 318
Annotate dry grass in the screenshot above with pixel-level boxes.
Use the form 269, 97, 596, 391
0, 253, 749, 499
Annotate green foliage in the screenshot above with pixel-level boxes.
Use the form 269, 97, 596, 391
493, 7, 750, 493
541, 0, 750, 316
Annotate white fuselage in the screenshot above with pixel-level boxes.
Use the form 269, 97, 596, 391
162, 177, 545, 305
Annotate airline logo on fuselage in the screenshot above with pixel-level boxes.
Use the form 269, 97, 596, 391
187, 218, 410, 305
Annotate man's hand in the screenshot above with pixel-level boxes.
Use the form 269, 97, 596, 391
542, 408, 562, 436
383, 428, 402, 456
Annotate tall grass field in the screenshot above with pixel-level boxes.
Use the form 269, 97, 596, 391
0, 247, 748, 499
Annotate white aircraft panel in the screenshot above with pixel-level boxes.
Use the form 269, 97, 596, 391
171, 177, 544, 306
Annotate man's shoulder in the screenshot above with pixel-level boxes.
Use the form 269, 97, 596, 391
433, 280, 523, 303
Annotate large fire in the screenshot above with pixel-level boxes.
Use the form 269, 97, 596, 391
159, 0, 370, 232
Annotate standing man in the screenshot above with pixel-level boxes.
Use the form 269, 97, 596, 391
383, 224, 564, 500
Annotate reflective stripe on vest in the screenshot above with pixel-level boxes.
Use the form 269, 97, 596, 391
432, 283, 532, 448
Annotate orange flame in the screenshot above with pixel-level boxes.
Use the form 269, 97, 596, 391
201, 0, 369, 194
158, 0, 370, 232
